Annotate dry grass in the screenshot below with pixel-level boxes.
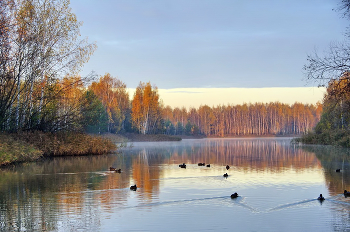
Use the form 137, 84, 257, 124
14, 131, 117, 156
0, 131, 183, 166
0, 131, 118, 165
0, 133, 42, 165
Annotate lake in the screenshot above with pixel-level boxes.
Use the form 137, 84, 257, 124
1, 137, 350, 231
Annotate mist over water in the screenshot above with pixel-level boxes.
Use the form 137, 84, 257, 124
1, 138, 350, 231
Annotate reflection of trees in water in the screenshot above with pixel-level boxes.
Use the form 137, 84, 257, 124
0, 150, 172, 231
185, 139, 320, 171
126, 139, 321, 172
301, 145, 350, 195
300, 145, 350, 232
132, 149, 160, 201
0, 155, 121, 231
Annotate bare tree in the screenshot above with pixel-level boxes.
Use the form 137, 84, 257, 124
0, 0, 96, 132
304, 1, 350, 100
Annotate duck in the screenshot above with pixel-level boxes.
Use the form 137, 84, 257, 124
226, 165, 230, 170
206, 164, 210, 167
317, 194, 325, 201
344, 190, 350, 197
109, 167, 116, 171
223, 173, 228, 177
115, 169, 121, 173
130, 185, 137, 191
336, 169, 341, 172
231, 192, 239, 199
179, 163, 186, 168
198, 163, 205, 166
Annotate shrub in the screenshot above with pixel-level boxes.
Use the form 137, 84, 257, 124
297, 129, 350, 148
14, 131, 117, 156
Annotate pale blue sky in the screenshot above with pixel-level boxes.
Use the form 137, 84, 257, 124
70, 0, 348, 90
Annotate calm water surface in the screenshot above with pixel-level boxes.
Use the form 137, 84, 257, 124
1, 138, 350, 231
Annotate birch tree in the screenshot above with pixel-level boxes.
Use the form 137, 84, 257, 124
89, 73, 128, 133
0, 0, 96, 132
131, 82, 162, 134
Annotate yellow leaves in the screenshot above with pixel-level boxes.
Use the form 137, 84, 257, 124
57, 75, 84, 110
89, 73, 129, 133
131, 82, 161, 134
90, 73, 118, 110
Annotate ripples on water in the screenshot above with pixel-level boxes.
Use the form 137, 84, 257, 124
1, 138, 350, 231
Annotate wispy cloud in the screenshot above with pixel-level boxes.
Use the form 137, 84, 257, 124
166, 90, 204, 94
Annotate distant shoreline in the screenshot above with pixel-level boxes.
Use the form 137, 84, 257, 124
104, 133, 300, 143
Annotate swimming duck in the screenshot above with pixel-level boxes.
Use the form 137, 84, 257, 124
115, 169, 121, 173
206, 164, 210, 167
179, 163, 186, 168
336, 169, 341, 172
223, 173, 228, 177
130, 185, 137, 191
344, 190, 350, 197
231, 192, 239, 199
226, 165, 230, 170
317, 194, 325, 201
198, 163, 205, 166
109, 167, 116, 171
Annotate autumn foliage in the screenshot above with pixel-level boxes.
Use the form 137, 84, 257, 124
0, 0, 96, 132
131, 82, 162, 134
90, 73, 129, 133
298, 74, 350, 147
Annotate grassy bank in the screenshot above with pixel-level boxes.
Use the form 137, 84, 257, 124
0, 131, 117, 166
0, 134, 42, 165
293, 130, 350, 148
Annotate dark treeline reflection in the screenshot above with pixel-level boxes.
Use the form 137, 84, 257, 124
0, 138, 328, 231
301, 145, 350, 196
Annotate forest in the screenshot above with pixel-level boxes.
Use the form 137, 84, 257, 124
1, 68, 320, 137
47, 73, 322, 137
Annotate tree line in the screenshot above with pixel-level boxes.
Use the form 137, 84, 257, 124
7, 71, 319, 137
162, 102, 321, 137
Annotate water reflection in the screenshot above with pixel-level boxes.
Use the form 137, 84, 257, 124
301, 145, 350, 195
1, 138, 350, 231
124, 138, 321, 171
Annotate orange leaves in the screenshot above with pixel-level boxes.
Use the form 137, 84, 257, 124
131, 82, 161, 134
59, 75, 84, 105
89, 73, 128, 133
90, 73, 128, 110
0, 0, 96, 132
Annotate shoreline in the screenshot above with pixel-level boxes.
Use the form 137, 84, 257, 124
104, 133, 301, 143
